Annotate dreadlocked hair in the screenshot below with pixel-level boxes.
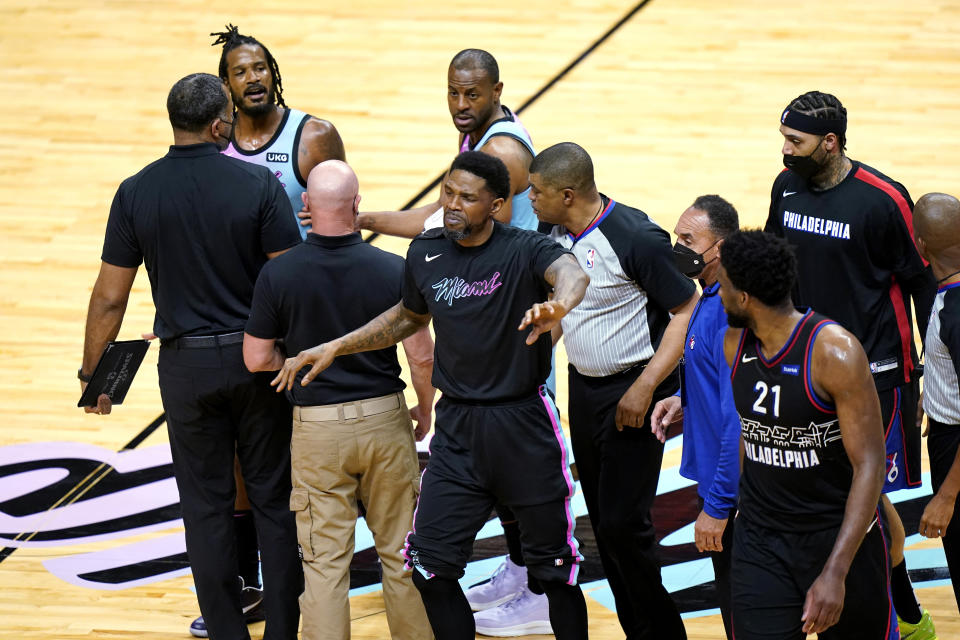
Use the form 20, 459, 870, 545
210, 24, 286, 108
788, 91, 847, 150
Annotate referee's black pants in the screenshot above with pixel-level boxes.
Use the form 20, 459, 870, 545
568, 364, 686, 640
928, 419, 960, 613
159, 342, 301, 640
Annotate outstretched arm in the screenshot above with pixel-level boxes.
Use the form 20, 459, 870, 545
801, 324, 885, 635
272, 302, 431, 391
357, 202, 441, 238
518, 254, 588, 345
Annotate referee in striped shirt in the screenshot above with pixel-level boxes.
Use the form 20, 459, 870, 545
529, 142, 698, 638
915, 192, 960, 614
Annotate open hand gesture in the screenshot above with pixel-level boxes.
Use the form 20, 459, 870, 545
518, 301, 567, 346
271, 343, 336, 391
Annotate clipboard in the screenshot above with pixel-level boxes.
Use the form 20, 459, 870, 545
78, 339, 151, 407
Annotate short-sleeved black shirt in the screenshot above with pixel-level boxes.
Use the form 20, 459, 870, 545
101, 143, 301, 339
246, 233, 405, 406
402, 223, 570, 402
765, 162, 926, 390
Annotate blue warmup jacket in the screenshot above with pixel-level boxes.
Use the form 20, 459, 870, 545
678, 281, 741, 519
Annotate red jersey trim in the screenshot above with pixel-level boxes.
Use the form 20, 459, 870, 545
853, 167, 928, 267
888, 277, 914, 383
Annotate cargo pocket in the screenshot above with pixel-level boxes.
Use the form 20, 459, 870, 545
289, 488, 315, 562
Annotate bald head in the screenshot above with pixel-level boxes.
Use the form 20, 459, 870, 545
915, 192, 960, 277
304, 160, 360, 235
915, 193, 960, 253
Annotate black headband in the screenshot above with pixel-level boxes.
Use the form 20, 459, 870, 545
780, 107, 846, 137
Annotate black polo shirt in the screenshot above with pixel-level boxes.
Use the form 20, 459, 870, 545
246, 233, 406, 406
101, 143, 301, 340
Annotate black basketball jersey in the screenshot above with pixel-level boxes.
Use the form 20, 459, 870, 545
402, 223, 570, 402
731, 310, 854, 532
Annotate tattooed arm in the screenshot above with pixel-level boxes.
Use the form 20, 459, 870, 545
271, 302, 432, 391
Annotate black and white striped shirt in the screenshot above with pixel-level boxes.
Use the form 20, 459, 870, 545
550, 197, 696, 377
923, 282, 960, 424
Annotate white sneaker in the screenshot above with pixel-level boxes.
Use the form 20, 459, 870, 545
465, 557, 528, 611
474, 586, 553, 637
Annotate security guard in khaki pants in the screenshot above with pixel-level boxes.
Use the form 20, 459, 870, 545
244, 160, 435, 640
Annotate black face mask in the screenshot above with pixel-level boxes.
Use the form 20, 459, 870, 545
782, 137, 825, 180
672, 241, 717, 278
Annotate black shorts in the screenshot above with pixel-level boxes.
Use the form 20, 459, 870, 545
731, 513, 897, 640
880, 380, 921, 492
403, 386, 581, 584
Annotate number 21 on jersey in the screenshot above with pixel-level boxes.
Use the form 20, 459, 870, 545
752, 381, 781, 417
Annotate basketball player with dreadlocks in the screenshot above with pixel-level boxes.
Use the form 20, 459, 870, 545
766, 90, 938, 639
212, 24, 346, 238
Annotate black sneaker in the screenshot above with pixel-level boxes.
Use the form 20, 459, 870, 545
188, 578, 264, 638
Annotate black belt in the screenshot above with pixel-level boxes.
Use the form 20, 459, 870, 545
930, 418, 960, 431
164, 331, 244, 349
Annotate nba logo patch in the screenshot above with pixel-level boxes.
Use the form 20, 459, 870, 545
688, 334, 695, 350
781, 109, 789, 123
585, 248, 596, 269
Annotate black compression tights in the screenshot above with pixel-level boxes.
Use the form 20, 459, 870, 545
411, 570, 474, 640
542, 581, 589, 640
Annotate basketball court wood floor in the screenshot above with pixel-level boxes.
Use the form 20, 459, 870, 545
1, 0, 959, 637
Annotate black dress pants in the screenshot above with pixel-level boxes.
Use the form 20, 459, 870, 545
928, 419, 960, 613
159, 342, 301, 640
568, 364, 686, 640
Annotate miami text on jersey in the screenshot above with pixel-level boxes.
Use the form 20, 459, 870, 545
431, 271, 503, 306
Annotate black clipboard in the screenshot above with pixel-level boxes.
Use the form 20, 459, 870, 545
78, 339, 151, 407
